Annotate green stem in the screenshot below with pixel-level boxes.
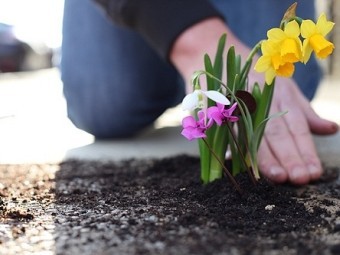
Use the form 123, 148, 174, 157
245, 41, 263, 65
198, 138, 211, 184
202, 138, 242, 194
226, 122, 256, 185
239, 41, 263, 88
209, 125, 229, 182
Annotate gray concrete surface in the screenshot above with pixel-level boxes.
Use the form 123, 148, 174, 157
0, 68, 339, 166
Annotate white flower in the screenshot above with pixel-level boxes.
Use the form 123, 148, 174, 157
182, 90, 230, 111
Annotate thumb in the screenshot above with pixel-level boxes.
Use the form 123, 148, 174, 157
305, 104, 338, 135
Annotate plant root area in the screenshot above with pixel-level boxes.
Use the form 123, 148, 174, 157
1, 155, 340, 255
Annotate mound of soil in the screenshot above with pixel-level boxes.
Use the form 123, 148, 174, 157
1, 155, 340, 254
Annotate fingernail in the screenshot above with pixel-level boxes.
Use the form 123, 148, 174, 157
269, 166, 285, 178
308, 164, 321, 179
331, 123, 339, 132
290, 166, 307, 184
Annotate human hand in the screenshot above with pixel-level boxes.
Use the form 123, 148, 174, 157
170, 17, 339, 185
169, 18, 251, 92
257, 77, 339, 185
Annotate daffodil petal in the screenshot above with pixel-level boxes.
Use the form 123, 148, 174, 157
302, 39, 313, 63
261, 40, 279, 56
316, 13, 335, 36
265, 68, 276, 85
301, 20, 316, 38
254, 56, 271, 72
285, 20, 300, 38
267, 28, 286, 42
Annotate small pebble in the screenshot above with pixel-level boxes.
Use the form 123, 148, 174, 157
265, 205, 275, 211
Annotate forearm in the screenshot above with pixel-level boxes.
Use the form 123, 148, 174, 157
93, 0, 224, 60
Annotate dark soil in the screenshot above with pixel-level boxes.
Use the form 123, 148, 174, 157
1, 155, 340, 255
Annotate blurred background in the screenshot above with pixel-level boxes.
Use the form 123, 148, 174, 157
0, 0, 95, 163
0, 0, 63, 72
0, 0, 338, 75
0, 0, 339, 164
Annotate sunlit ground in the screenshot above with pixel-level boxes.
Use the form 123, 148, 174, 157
0, 68, 94, 164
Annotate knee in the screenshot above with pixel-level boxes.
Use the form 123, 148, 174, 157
67, 106, 152, 139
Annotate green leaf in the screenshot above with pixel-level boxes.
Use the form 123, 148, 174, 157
213, 34, 226, 84
209, 124, 229, 181
252, 82, 275, 148
251, 83, 262, 105
227, 46, 237, 91
204, 55, 220, 109
239, 58, 253, 90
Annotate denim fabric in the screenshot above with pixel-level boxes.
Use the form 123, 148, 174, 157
61, 0, 321, 138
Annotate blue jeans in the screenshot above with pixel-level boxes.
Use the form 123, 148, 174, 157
61, 0, 321, 138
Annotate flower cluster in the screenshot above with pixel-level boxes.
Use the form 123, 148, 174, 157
180, 3, 335, 191
181, 89, 238, 141
254, 12, 335, 84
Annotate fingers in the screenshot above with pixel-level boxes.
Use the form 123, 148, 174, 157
258, 80, 325, 185
298, 94, 339, 135
269, 102, 321, 184
258, 139, 288, 183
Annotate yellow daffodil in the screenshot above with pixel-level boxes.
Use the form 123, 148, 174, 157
301, 13, 335, 63
254, 40, 295, 85
267, 20, 303, 63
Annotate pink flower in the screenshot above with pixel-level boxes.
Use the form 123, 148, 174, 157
207, 103, 239, 126
181, 111, 213, 141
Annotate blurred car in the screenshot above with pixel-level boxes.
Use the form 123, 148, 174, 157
0, 22, 53, 73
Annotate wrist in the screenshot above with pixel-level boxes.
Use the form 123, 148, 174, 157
169, 17, 252, 83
